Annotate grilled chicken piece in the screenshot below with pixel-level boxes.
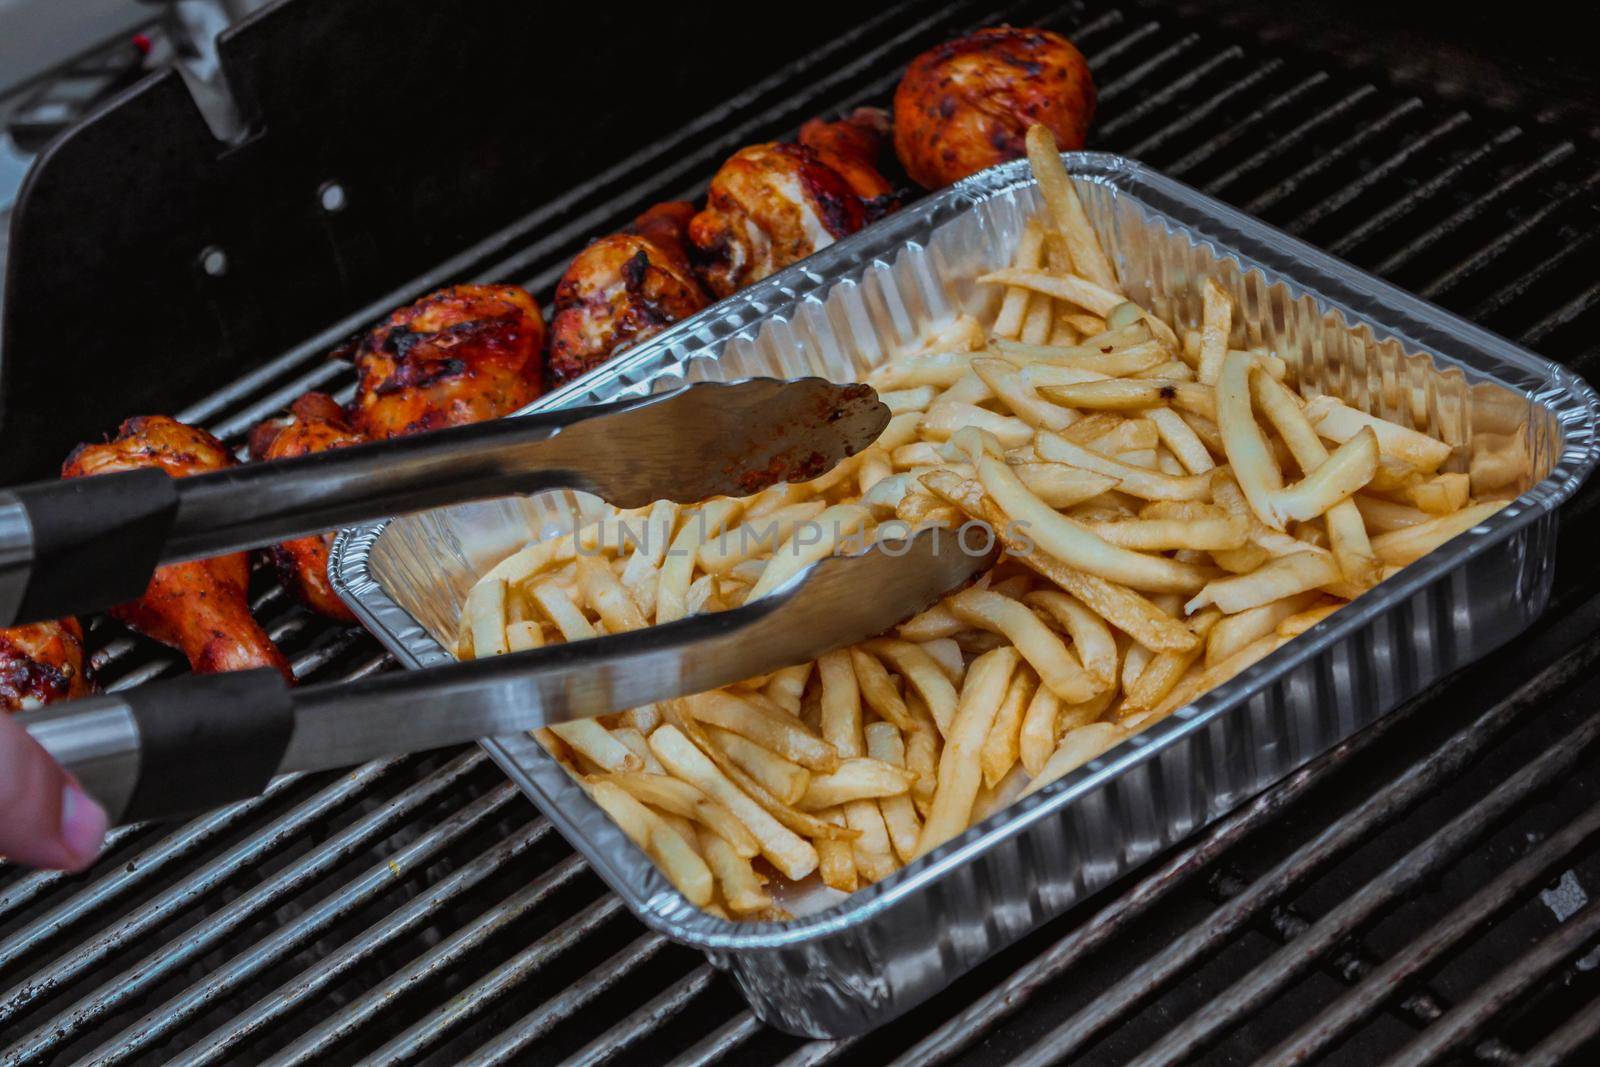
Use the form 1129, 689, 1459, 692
248, 393, 365, 623
688, 133, 896, 298
1, 619, 92, 712
345, 284, 546, 440
63, 416, 294, 682
798, 107, 896, 204
893, 26, 1096, 189
548, 202, 709, 386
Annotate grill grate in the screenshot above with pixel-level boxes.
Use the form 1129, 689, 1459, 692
5, 1, 1600, 1063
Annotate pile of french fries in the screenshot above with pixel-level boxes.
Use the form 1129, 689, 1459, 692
455, 124, 1511, 919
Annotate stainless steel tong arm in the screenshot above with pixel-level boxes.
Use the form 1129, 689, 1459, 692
21, 526, 994, 825
0, 378, 888, 626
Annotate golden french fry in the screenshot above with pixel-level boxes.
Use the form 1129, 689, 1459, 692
1303, 395, 1453, 472
761, 662, 812, 715
916, 646, 1021, 857
1020, 722, 1125, 796
1369, 501, 1505, 566
1277, 601, 1346, 638
969, 457, 1210, 593
747, 503, 871, 602
1217, 350, 1285, 530
699, 501, 827, 575
1269, 427, 1379, 524
649, 723, 819, 881
1082, 515, 1248, 552
980, 668, 1039, 788
504, 620, 544, 653
972, 357, 1075, 431
816, 808, 858, 892
587, 780, 713, 906
994, 220, 1046, 339
1122, 608, 1219, 712
798, 758, 916, 810
865, 638, 960, 736
464, 578, 509, 658
993, 337, 1167, 377
1013, 462, 1120, 508
1197, 278, 1232, 386
979, 267, 1123, 318
1401, 472, 1471, 515
1206, 592, 1319, 668
1352, 494, 1433, 532
698, 827, 772, 914
1187, 551, 1341, 616
1038, 378, 1215, 418
920, 401, 1035, 449
657, 498, 741, 624
704, 725, 811, 806
683, 690, 839, 772
599, 771, 759, 858
1025, 124, 1120, 291
1024, 589, 1120, 688
919, 470, 1199, 652
1018, 684, 1063, 778
864, 722, 923, 864
950, 587, 1099, 704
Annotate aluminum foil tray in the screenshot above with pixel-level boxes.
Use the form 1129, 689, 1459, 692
330, 153, 1599, 1037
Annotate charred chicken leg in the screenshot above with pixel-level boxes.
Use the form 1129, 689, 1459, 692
1, 618, 92, 712
548, 202, 709, 385
248, 393, 365, 623
344, 284, 546, 440
62, 416, 294, 681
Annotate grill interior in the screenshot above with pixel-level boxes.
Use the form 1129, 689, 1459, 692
4, 1, 1600, 1063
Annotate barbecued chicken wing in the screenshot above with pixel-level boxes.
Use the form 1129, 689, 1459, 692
345, 284, 546, 440
894, 26, 1096, 189
798, 107, 896, 203
63, 416, 294, 681
248, 393, 365, 623
548, 202, 709, 385
688, 136, 895, 298
1, 618, 92, 712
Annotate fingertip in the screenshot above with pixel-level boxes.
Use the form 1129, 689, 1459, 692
58, 782, 108, 871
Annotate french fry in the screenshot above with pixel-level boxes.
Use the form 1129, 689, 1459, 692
1269, 427, 1379, 524
916, 646, 1020, 857
866, 638, 960, 735
1037, 378, 1215, 419
950, 588, 1099, 703
978, 267, 1124, 319
1352, 494, 1433, 532
994, 220, 1046, 339
699, 501, 827, 575
504, 620, 544, 653
1014, 462, 1119, 508
683, 691, 839, 772
865, 723, 923, 863
849, 647, 918, 732
1020, 722, 1125, 797
761, 661, 813, 715
919, 470, 1200, 652
698, 827, 772, 914
1303, 395, 1453, 472
1217, 350, 1285, 530
1035, 432, 1213, 502
1277, 601, 1346, 638
657, 498, 741, 624
649, 723, 819, 881
464, 578, 509, 658
972, 357, 1075, 431
1187, 551, 1341, 616
1024, 124, 1120, 291
798, 758, 917, 809
1081, 514, 1248, 552
1197, 278, 1232, 386
1024, 589, 1119, 688
920, 401, 1035, 449
1018, 684, 1063, 777
1122, 608, 1219, 712
599, 771, 759, 858
1205, 592, 1318, 668
980, 668, 1039, 787
1369, 501, 1504, 566
587, 780, 713, 906
704, 725, 811, 805
993, 337, 1167, 377
969, 457, 1209, 593
815, 809, 858, 892
747, 503, 871, 601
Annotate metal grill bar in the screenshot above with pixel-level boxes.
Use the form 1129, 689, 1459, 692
1327, 126, 1523, 256
82, 780, 526, 1064
1202, 83, 1381, 194
1162, 73, 1335, 175
5, 753, 484, 1064
261, 858, 606, 1065
1371, 140, 1576, 277
558, 963, 717, 1067
1286, 111, 1474, 233
1094, 32, 1200, 105
667, 1012, 766, 1067
1093, 46, 1242, 137
175, 818, 558, 1067
1237, 96, 1424, 211
1122, 719, 1600, 1066
1528, 276, 1600, 347
1262, 802, 1600, 1064
461, 932, 672, 1066
1123, 58, 1286, 158
0, 757, 406, 1028
1519, 989, 1600, 1067
1386, 898, 1600, 1067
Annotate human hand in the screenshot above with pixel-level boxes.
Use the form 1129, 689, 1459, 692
0, 710, 108, 870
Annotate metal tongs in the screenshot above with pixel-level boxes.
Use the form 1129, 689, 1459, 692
13, 380, 997, 826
